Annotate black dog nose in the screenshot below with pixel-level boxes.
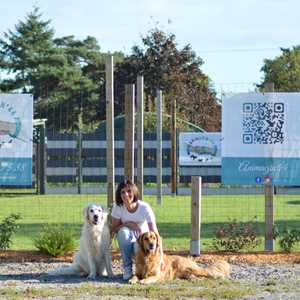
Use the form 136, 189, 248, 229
149, 243, 154, 250
94, 215, 98, 220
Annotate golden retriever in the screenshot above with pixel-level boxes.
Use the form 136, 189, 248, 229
129, 231, 230, 284
48, 204, 113, 279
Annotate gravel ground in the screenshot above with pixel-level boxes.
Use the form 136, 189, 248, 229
0, 260, 299, 299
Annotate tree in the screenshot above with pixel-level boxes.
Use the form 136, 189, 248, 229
0, 7, 124, 131
114, 28, 220, 131
259, 46, 300, 91
0, 7, 58, 94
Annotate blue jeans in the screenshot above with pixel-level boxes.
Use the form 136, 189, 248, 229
117, 227, 137, 273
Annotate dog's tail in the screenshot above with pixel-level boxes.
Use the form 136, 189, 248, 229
48, 264, 82, 276
203, 260, 230, 278
188, 260, 230, 279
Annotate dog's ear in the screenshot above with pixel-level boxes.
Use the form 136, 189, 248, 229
138, 233, 144, 246
138, 233, 146, 253
154, 231, 162, 254
101, 206, 108, 215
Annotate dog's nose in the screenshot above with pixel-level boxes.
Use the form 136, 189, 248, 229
94, 215, 98, 221
149, 243, 154, 250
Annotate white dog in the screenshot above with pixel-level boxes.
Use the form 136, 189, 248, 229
49, 203, 113, 279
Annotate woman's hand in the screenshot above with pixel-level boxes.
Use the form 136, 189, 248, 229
123, 221, 141, 237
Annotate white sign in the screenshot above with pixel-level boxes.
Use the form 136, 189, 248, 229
222, 92, 300, 185
0, 94, 33, 186
179, 132, 221, 166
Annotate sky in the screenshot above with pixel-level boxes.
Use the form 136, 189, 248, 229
1, 0, 300, 96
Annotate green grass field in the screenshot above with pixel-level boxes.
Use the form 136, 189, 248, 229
0, 193, 299, 251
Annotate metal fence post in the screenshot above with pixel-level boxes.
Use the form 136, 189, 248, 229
38, 124, 46, 195
77, 127, 82, 194
156, 90, 162, 205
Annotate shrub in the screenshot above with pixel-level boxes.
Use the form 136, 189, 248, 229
273, 227, 300, 252
0, 213, 22, 250
213, 218, 261, 251
34, 225, 76, 256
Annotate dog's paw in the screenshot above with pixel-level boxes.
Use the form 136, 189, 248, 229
139, 278, 151, 285
129, 276, 139, 284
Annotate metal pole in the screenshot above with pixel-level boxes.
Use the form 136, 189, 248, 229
156, 90, 162, 205
77, 126, 82, 194
39, 124, 46, 195
171, 96, 177, 196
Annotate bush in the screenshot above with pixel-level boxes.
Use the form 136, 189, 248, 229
273, 226, 300, 252
34, 225, 76, 256
0, 213, 22, 250
213, 218, 261, 252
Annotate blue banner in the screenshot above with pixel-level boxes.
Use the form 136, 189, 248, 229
222, 157, 300, 185
0, 158, 32, 186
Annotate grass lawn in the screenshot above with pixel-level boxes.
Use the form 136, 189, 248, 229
0, 193, 299, 251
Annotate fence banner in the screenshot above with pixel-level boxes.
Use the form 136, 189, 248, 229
222, 92, 300, 185
179, 132, 221, 166
0, 94, 33, 186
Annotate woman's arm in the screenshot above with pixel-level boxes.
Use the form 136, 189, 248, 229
111, 217, 141, 236
148, 222, 158, 233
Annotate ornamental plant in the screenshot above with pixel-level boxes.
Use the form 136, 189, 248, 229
213, 217, 261, 251
34, 225, 76, 256
0, 213, 22, 250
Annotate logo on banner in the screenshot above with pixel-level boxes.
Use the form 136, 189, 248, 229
186, 136, 218, 162
0, 100, 22, 148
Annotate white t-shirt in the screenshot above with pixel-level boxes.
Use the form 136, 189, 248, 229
111, 200, 156, 234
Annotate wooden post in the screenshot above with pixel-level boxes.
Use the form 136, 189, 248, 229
171, 97, 177, 196
156, 90, 162, 205
264, 82, 275, 251
106, 55, 115, 212
136, 76, 144, 199
190, 176, 201, 256
124, 84, 135, 182
264, 179, 274, 250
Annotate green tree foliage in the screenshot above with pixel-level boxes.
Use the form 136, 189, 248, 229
115, 28, 220, 131
0, 7, 124, 131
259, 46, 300, 92
0, 10, 219, 131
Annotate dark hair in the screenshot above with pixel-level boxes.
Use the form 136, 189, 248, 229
115, 179, 139, 206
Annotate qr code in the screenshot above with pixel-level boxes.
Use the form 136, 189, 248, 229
242, 102, 284, 144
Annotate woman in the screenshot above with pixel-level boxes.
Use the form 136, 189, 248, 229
111, 179, 160, 281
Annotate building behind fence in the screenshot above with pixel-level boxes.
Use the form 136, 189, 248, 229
44, 131, 220, 191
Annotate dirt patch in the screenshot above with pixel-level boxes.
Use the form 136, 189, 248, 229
1, 250, 300, 264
